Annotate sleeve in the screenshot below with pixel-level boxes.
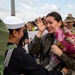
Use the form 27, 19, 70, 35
60, 53, 75, 70
66, 69, 75, 75
28, 35, 42, 55
20, 52, 63, 75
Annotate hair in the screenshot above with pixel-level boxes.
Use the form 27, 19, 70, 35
68, 14, 72, 17
9, 28, 21, 34
46, 11, 62, 22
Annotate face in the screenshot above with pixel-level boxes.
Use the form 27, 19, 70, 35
25, 39, 29, 44
46, 16, 61, 34
27, 25, 32, 31
66, 21, 74, 29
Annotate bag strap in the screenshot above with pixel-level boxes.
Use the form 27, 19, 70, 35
4, 44, 17, 67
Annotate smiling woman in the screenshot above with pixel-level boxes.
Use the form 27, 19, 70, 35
28, 11, 63, 69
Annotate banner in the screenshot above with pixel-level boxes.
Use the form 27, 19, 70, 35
28, 30, 48, 43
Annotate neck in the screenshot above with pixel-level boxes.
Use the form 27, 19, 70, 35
8, 39, 17, 45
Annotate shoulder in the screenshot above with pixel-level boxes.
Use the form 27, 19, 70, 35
14, 47, 34, 61
41, 33, 50, 39
14, 47, 27, 55
41, 33, 54, 40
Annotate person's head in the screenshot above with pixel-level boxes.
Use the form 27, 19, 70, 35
68, 14, 72, 17
3, 16, 25, 45
45, 11, 62, 34
27, 22, 33, 31
65, 17, 74, 29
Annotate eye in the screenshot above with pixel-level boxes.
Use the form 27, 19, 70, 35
48, 21, 53, 24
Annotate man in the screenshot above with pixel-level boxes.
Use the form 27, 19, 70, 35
3, 16, 63, 75
65, 16, 75, 34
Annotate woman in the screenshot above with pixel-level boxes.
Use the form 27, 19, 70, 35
28, 12, 73, 75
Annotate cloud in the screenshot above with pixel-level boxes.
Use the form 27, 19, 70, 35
1, 0, 75, 23
50, 5, 58, 11
16, 1, 59, 22
20, 0, 40, 6
0, 0, 59, 22
0, 0, 10, 10
39, 4, 58, 11
0, 11, 10, 19
67, 4, 75, 9
16, 2, 58, 22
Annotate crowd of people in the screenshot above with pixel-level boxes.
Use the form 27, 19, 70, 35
0, 11, 75, 75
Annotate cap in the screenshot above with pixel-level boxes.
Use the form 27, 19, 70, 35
65, 17, 74, 23
3, 16, 25, 29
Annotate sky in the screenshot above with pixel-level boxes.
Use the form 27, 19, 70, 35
0, 0, 75, 23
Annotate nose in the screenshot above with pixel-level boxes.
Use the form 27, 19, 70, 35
46, 23, 50, 27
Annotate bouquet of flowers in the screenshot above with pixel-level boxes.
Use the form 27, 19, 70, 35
45, 53, 60, 71
45, 27, 75, 71
55, 27, 75, 57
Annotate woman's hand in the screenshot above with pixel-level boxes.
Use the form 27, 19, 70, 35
51, 44, 63, 57
35, 17, 47, 38
35, 17, 46, 32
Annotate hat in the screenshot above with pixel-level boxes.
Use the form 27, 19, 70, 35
65, 17, 74, 23
3, 16, 25, 29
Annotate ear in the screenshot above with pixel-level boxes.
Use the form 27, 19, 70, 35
58, 21, 62, 27
13, 30, 18, 37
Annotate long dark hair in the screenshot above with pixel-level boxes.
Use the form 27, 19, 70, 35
46, 11, 62, 22
46, 11, 64, 28
9, 28, 21, 34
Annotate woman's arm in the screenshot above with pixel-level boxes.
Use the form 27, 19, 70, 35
28, 17, 46, 55
28, 35, 42, 55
